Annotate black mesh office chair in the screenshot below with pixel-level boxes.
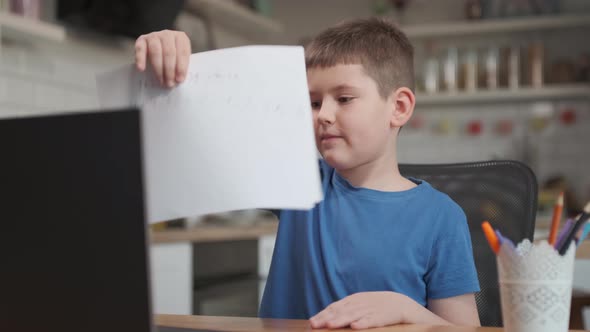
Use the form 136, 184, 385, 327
399, 160, 537, 327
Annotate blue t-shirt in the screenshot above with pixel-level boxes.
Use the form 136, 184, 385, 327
259, 160, 480, 319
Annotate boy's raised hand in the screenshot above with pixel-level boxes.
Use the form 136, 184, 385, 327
135, 30, 191, 88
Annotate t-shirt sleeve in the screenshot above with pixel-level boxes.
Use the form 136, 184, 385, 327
424, 199, 480, 299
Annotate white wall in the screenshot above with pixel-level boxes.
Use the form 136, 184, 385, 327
0, 8, 254, 119
0, 35, 132, 117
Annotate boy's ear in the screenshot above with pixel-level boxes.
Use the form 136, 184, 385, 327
389, 87, 415, 128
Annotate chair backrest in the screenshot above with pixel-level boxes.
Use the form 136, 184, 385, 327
399, 160, 537, 327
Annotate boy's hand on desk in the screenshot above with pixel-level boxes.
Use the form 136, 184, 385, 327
135, 30, 191, 88
309, 291, 408, 329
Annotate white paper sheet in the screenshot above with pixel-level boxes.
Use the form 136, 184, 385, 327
96, 46, 322, 223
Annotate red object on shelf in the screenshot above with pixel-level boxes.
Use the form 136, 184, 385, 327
560, 108, 577, 125
495, 119, 513, 135
467, 120, 483, 136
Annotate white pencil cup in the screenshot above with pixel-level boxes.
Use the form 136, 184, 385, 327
497, 239, 576, 332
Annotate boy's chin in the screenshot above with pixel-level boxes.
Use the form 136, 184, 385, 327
321, 153, 354, 171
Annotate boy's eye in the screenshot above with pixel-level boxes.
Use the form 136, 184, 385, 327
311, 101, 322, 109
337, 96, 354, 103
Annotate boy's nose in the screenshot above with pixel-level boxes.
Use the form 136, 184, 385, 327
317, 101, 336, 125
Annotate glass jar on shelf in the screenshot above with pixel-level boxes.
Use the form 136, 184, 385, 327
500, 45, 521, 90
485, 46, 499, 89
527, 41, 544, 88
423, 41, 440, 94
442, 46, 458, 93
460, 48, 478, 92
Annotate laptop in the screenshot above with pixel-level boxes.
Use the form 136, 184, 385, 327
0, 109, 210, 332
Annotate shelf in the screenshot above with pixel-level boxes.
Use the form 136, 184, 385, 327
403, 13, 590, 39
184, 0, 283, 41
151, 222, 278, 244
417, 84, 590, 106
0, 11, 66, 42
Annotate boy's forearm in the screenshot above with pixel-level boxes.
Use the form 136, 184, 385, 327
400, 294, 451, 326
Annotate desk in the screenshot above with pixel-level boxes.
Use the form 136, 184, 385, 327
155, 314, 586, 332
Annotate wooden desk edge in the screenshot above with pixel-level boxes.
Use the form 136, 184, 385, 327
155, 314, 587, 331
150, 222, 278, 244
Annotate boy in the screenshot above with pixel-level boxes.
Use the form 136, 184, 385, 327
135, 18, 480, 329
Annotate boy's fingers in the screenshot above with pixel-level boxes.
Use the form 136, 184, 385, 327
309, 319, 324, 329
175, 32, 191, 83
310, 305, 337, 327
350, 315, 374, 330
146, 36, 164, 85
134, 35, 147, 71
325, 305, 366, 329
310, 313, 329, 327
161, 34, 177, 88
325, 315, 354, 329
310, 317, 328, 329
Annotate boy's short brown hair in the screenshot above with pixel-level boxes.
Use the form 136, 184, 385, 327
305, 17, 414, 97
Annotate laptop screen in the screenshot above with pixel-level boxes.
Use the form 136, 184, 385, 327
0, 109, 153, 332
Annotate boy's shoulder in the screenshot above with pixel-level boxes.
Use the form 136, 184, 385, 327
423, 184, 464, 215
418, 184, 468, 232
319, 158, 465, 218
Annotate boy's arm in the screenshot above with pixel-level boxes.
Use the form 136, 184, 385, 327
309, 291, 479, 329
427, 293, 480, 326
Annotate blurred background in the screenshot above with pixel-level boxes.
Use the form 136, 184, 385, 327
1, 0, 589, 325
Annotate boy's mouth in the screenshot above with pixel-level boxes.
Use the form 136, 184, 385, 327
320, 134, 342, 143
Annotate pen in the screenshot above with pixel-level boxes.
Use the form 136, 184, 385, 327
548, 192, 564, 246
554, 218, 574, 250
576, 221, 590, 244
557, 202, 590, 255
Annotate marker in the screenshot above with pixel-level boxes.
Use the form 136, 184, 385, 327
495, 229, 515, 250
554, 218, 574, 250
482, 221, 500, 254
